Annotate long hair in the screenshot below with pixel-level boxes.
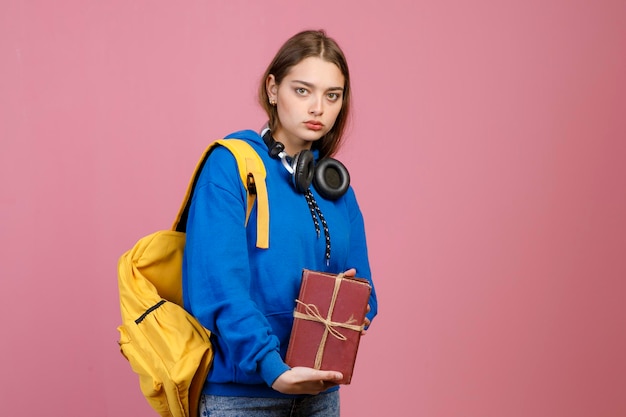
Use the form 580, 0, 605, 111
258, 30, 351, 158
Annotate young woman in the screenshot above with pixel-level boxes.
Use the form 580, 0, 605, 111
183, 29, 378, 417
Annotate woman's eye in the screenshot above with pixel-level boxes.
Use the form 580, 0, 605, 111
327, 93, 341, 101
295, 88, 308, 95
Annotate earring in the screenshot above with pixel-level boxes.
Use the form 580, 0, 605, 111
269, 98, 277, 106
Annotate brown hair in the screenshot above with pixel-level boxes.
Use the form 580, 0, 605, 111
258, 30, 351, 158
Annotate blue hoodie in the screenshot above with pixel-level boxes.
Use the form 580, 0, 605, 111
182, 129, 378, 398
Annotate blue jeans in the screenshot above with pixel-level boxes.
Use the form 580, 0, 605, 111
198, 391, 340, 417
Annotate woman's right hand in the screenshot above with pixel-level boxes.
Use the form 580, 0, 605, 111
271, 367, 343, 395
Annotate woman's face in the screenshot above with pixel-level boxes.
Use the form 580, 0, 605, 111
267, 56, 345, 155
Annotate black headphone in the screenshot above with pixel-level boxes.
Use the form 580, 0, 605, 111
262, 130, 350, 200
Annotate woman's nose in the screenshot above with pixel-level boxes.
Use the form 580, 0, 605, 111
309, 96, 324, 116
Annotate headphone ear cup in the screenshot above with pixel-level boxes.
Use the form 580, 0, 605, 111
292, 150, 315, 193
262, 129, 283, 158
313, 158, 350, 200
269, 141, 284, 158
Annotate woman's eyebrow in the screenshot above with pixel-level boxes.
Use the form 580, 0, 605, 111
291, 79, 344, 92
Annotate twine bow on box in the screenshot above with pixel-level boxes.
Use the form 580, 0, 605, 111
292, 273, 365, 370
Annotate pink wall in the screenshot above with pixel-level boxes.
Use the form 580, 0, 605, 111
1, 1, 625, 416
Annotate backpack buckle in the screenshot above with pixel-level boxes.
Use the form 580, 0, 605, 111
246, 173, 257, 195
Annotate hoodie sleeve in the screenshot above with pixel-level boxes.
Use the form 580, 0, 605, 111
345, 187, 378, 324
183, 145, 289, 386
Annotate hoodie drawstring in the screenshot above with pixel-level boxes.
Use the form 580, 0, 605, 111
304, 189, 331, 265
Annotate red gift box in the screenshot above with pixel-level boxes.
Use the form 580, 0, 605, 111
285, 269, 371, 384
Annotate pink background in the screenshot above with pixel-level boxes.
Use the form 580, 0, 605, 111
1, 1, 625, 416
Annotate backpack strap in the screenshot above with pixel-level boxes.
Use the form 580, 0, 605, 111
172, 139, 269, 249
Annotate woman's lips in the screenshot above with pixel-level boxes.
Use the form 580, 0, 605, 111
305, 121, 323, 131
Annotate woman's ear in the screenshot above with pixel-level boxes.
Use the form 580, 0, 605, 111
266, 74, 278, 101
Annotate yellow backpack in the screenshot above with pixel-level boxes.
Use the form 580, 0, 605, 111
117, 139, 269, 417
